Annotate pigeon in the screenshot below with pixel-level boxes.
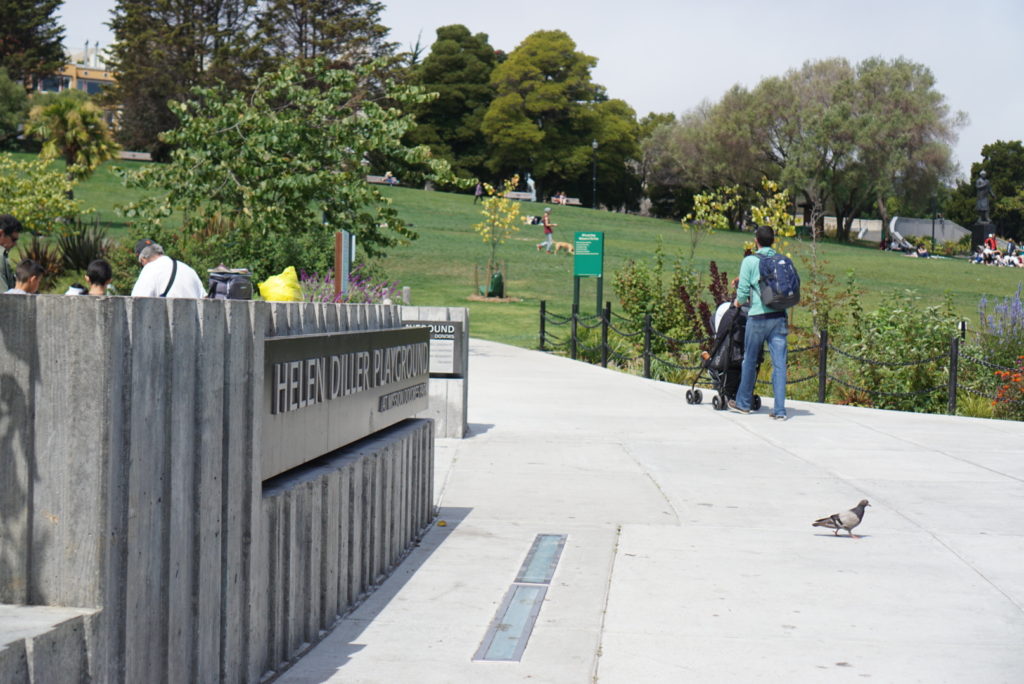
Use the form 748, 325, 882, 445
812, 499, 870, 538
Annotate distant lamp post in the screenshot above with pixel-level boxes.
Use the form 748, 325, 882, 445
591, 139, 598, 209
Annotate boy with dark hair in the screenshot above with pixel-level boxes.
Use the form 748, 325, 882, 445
86, 259, 114, 295
729, 225, 789, 420
5, 259, 44, 294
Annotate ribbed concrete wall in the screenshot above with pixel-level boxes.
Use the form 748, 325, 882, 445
0, 296, 434, 684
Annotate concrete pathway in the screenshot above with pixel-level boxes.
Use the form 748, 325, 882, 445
279, 339, 1024, 684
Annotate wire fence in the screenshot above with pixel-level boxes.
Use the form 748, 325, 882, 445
538, 300, 1024, 416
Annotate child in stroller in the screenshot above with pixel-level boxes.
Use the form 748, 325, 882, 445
685, 300, 762, 411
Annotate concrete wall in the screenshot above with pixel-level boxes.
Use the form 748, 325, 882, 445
401, 306, 470, 438
0, 296, 434, 684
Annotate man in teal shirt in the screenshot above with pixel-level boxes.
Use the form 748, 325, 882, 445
729, 225, 789, 420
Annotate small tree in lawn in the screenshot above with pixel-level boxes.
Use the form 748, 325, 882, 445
474, 175, 521, 278
681, 185, 740, 261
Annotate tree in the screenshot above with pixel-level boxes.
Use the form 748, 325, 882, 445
119, 58, 454, 279
473, 176, 521, 275
405, 24, 497, 181
0, 0, 65, 87
481, 30, 602, 198
256, 0, 395, 68
646, 57, 963, 241
591, 98, 643, 210
106, 0, 261, 157
0, 67, 28, 147
850, 57, 962, 240
25, 90, 120, 183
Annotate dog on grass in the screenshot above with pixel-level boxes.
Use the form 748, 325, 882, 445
552, 241, 574, 255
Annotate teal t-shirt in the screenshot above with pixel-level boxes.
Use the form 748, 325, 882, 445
736, 247, 780, 316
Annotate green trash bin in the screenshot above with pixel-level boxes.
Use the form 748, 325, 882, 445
487, 271, 504, 298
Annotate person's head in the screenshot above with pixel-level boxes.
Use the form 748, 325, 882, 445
544, 208, 552, 214
754, 225, 775, 248
85, 258, 113, 293
14, 259, 44, 293
135, 239, 164, 265
0, 214, 23, 251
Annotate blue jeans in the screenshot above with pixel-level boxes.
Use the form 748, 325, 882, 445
736, 314, 788, 416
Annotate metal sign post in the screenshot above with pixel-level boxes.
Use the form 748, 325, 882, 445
573, 231, 605, 317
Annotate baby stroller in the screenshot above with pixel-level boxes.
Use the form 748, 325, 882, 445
685, 302, 762, 411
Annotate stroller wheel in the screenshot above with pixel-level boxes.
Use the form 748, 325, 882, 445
693, 389, 703, 404
752, 395, 762, 411
712, 394, 723, 410
685, 389, 695, 404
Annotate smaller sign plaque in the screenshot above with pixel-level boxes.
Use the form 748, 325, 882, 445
573, 232, 605, 278
404, 321, 464, 376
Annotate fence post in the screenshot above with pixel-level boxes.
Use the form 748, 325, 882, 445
817, 329, 828, 403
643, 313, 652, 379
948, 334, 959, 415
539, 300, 547, 351
601, 302, 610, 368
570, 302, 579, 361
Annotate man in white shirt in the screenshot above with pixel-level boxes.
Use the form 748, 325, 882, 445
131, 239, 207, 298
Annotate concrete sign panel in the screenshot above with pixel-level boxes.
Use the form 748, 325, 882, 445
263, 327, 429, 479
404, 321, 464, 376
573, 231, 604, 277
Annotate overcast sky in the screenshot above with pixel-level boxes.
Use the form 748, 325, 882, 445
60, 0, 1022, 178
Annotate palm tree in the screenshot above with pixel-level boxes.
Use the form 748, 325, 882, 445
25, 90, 120, 189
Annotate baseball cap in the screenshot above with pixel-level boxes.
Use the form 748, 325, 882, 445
134, 238, 155, 256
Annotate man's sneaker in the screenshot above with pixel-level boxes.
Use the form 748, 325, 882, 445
727, 400, 750, 415
770, 412, 788, 421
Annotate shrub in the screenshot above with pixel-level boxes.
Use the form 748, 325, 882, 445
834, 291, 958, 413
57, 217, 110, 272
16, 235, 63, 289
299, 263, 400, 304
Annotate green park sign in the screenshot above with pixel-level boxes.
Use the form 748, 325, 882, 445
573, 231, 604, 278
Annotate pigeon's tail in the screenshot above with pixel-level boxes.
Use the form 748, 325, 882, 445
812, 515, 841, 529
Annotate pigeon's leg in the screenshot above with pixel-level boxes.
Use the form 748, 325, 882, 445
833, 529, 839, 536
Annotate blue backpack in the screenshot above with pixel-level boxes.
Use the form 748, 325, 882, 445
755, 253, 800, 309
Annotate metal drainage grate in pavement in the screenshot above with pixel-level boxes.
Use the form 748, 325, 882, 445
473, 534, 567, 662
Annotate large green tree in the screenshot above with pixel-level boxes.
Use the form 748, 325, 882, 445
106, 0, 260, 157
0, 0, 65, 87
481, 30, 602, 199
119, 58, 453, 278
405, 24, 497, 181
481, 29, 642, 208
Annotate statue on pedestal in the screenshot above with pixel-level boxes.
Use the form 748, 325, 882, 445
976, 170, 994, 224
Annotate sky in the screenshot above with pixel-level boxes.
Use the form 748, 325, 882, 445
58, 0, 1023, 178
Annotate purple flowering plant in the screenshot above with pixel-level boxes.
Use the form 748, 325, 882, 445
978, 282, 1024, 368
299, 264, 400, 304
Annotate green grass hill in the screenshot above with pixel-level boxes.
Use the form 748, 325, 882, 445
9, 152, 1023, 348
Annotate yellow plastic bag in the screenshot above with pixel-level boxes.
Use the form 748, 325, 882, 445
258, 266, 303, 302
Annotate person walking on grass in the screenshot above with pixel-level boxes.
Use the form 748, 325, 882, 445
729, 225, 789, 420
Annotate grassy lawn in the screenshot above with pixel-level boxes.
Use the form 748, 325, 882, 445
379, 185, 1023, 345
11, 152, 1023, 347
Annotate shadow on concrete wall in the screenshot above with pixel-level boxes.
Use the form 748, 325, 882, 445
0, 299, 46, 605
